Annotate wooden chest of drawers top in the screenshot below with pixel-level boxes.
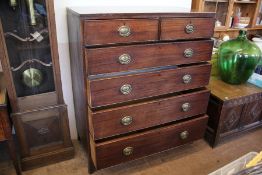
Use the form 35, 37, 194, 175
67, 10, 215, 46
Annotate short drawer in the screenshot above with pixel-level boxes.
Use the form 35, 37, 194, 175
85, 40, 213, 75
90, 115, 208, 169
161, 18, 215, 40
84, 19, 159, 45
89, 89, 210, 140
88, 63, 211, 108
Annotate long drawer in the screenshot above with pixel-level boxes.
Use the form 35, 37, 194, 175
89, 89, 210, 140
85, 40, 213, 75
90, 115, 208, 169
88, 63, 211, 107
84, 19, 159, 45
161, 18, 215, 40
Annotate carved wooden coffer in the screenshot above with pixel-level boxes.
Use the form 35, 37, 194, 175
205, 78, 262, 147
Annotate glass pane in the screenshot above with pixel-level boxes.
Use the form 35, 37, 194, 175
204, 0, 229, 27
256, 1, 262, 25
0, 0, 55, 97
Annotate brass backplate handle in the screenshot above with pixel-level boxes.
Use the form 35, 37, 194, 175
185, 24, 194, 34
180, 131, 189, 140
123, 147, 133, 156
184, 48, 194, 58
119, 54, 131, 65
120, 84, 132, 95
183, 74, 192, 84
121, 116, 133, 126
182, 102, 191, 112
118, 25, 131, 37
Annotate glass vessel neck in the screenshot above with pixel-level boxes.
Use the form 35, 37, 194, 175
237, 30, 247, 40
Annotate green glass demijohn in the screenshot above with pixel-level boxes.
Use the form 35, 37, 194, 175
218, 30, 262, 84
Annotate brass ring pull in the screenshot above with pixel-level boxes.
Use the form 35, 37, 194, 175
184, 48, 194, 58
185, 24, 195, 34
120, 84, 132, 95
180, 131, 189, 140
123, 147, 133, 156
182, 102, 191, 112
121, 116, 133, 126
118, 54, 131, 65
182, 74, 192, 84
118, 25, 131, 37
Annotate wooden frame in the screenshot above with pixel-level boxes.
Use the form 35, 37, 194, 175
0, 0, 74, 170
192, 0, 262, 37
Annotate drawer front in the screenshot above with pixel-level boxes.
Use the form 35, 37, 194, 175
88, 64, 211, 107
84, 19, 159, 45
91, 115, 208, 169
161, 18, 215, 40
86, 40, 213, 75
89, 89, 210, 140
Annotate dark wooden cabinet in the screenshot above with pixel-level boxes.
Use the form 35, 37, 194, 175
67, 10, 215, 173
0, 73, 21, 175
205, 77, 262, 147
0, 0, 74, 170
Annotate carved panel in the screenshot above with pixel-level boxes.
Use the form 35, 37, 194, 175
220, 105, 244, 134
224, 93, 262, 108
240, 100, 262, 126
15, 106, 65, 155
23, 116, 62, 150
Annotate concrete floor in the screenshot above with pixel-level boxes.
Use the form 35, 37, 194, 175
0, 129, 262, 175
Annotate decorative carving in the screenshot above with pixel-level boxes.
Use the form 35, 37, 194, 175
223, 109, 240, 132
247, 103, 262, 122
225, 93, 262, 108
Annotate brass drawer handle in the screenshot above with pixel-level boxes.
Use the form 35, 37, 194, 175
182, 74, 192, 84
123, 147, 133, 156
180, 131, 189, 140
184, 48, 194, 58
118, 54, 131, 65
118, 25, 131, 37
182, 102, 191, 112
185, 24, 195, 34
120, 84, 132, 95
121, 116, 133, 126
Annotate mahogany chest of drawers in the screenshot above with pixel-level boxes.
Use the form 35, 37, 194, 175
67, 9, 215, 173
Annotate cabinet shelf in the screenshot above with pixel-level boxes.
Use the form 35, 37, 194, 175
234, 0, 257, 4
192, 0, 262, 38
204, 0, 229, 2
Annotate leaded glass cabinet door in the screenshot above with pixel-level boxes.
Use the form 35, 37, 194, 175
0, 0, 74, 170
0, 0, 63, 111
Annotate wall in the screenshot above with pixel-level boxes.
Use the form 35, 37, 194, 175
53, 0, 192, 139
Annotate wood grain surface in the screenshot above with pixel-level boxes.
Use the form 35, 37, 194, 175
161, 18, 215, 40
84, 19, 159, 45
85, 40, 213, 75
89, 63, 211, 107
90, 115, 208, 169
89, 89, 210, 140
208, 76, 262, 101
